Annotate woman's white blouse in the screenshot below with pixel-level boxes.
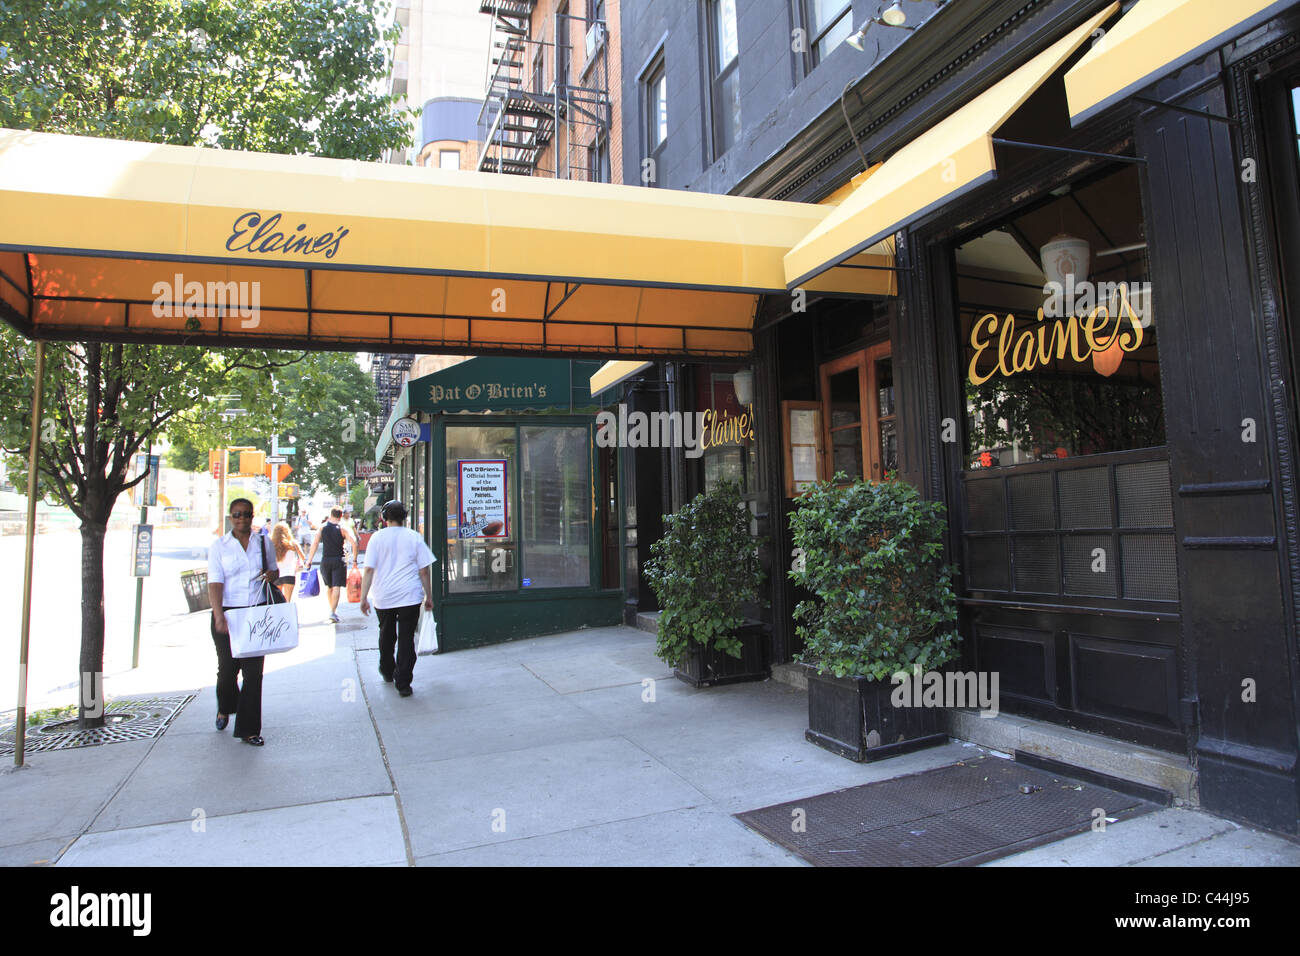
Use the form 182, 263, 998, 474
207, 533, 273, 607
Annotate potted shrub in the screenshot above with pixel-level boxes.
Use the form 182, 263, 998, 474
789, 474, 960, 761
643, 481, 768, 687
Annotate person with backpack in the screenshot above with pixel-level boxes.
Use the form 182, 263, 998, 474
359, 500, 435, 697
305, 507, 358, 623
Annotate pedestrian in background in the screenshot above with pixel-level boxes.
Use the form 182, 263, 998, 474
306, 506, 358, 623
360, 500, 434, 697
270, 521, 308, 602
296, 510, 316, 551
207, 497, 277, 746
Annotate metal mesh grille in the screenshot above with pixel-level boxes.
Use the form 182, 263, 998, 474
1116, 460, 1173, 527
1009, 473, 1055, 530
1121, 533, 1179, 602
965, 480, 1006, 532
1013, 535, 1059, 594
735, 755, 1158, 867
965, 536, 1009, 591
1058, 467, 1112, 529
0, 695, 194, 756
1063, 534, 1118, 597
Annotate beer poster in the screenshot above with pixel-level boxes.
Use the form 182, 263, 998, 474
457, 460, 508, 539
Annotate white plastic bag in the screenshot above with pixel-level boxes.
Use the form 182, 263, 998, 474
226, 601, 299, 658
416, 608, 438, 655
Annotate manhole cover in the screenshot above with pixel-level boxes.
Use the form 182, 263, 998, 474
0, 694, 194, 755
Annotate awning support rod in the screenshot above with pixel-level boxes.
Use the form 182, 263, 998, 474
1130, 95, 1238, 127
991, 138, 1147, 165
14, 339, 44, 768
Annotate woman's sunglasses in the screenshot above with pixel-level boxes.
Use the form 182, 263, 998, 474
230, 511, 254, 519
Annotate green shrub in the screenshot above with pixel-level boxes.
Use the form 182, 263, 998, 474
789, 474, 959, 680
643, 481, 766, 666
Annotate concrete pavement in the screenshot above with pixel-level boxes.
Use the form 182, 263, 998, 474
3, 596, 1298, 866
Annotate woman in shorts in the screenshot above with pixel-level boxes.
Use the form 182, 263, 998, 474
270, 521, 309, 602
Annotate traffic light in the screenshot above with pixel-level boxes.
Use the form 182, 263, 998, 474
208, 449, 223, 480
339, 476, 347, 488
238, 450, 265, 476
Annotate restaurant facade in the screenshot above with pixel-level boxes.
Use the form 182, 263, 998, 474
375, 356, 621, 650
2, 0, 1299, 834
613, 0, 1300, 833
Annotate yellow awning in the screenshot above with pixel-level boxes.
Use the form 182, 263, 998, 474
589, 360, 654, 397
0, 129, 893, 359
1065, 0, 1297, 127
783, 4, 1116, 289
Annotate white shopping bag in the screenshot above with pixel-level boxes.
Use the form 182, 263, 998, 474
227, 600, 300, 658
416, 608, 439, 655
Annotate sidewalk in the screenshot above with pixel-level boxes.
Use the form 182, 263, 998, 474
2, 599, 1298, 866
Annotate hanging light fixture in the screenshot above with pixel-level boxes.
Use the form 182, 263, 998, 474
732, 369, 755, 406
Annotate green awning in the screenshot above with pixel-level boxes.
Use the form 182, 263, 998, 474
374, 385, 412, 465
407, 357, 600, 415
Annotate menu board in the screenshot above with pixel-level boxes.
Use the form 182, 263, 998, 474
457, 460, 508, 538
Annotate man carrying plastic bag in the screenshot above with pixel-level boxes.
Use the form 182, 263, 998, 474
359, 500, 435, 698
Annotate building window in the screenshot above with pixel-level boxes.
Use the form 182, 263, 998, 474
520, 426, 591, 588
439, 149, 460, 170
643, 53, 667, 187
802, 0, 852, 68
556, 3, 570, 89
587, 0, 606, 26
708, 0, 741, 157
588, 135, 609, 183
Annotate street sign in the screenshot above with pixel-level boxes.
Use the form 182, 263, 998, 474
133, 454, 159, 506
279, 448, 297, 455
131, 524, 153, 576
266, 456, 287, 463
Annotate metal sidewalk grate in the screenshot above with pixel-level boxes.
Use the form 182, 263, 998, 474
735, 754, 1160, 866
0, 694, 195, 756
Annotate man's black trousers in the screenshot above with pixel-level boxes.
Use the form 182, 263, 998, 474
376, 604, 420, 691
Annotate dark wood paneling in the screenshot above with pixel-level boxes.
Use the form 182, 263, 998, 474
1138, 64, 1299, 826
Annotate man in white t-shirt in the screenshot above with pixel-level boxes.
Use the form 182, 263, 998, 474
359, 500, 435, 697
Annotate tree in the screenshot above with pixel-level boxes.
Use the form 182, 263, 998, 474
166, 351, 380, 493
0, 0, 410, 727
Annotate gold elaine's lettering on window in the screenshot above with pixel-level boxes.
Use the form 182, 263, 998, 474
700, 403, 756, 451
967, 286, 1145, 386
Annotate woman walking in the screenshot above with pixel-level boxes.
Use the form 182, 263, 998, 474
207, 498, 278, 746
270, 521, 308, 602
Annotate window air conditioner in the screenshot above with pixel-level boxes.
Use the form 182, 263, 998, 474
585, 22, 605, 60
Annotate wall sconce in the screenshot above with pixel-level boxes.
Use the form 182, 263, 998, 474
847, 0, 950, 49
732, 369, 754, 406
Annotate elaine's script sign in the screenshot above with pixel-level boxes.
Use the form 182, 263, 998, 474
457, 460, 508, 539
225, 211, 349, 260
968, 283, 1145, 385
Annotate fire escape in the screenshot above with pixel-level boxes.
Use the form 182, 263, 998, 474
372, 352, 414, 427
476, 0, 611, 180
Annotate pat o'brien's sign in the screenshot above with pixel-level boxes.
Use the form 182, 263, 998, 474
967, 284, 1146, 385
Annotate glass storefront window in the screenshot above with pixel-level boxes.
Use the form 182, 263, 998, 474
697, 367, 757, 493
520, 426, 591, 588
446, 425, 517, 593
956, 165, 1165, 468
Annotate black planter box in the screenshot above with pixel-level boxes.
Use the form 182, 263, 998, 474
675, 623, 768, 688
805, 668, 947, 762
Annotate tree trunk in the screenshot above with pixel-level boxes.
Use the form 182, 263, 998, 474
78, 516, 107, 729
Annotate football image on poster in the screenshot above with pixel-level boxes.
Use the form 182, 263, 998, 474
457, 460, 508, 538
